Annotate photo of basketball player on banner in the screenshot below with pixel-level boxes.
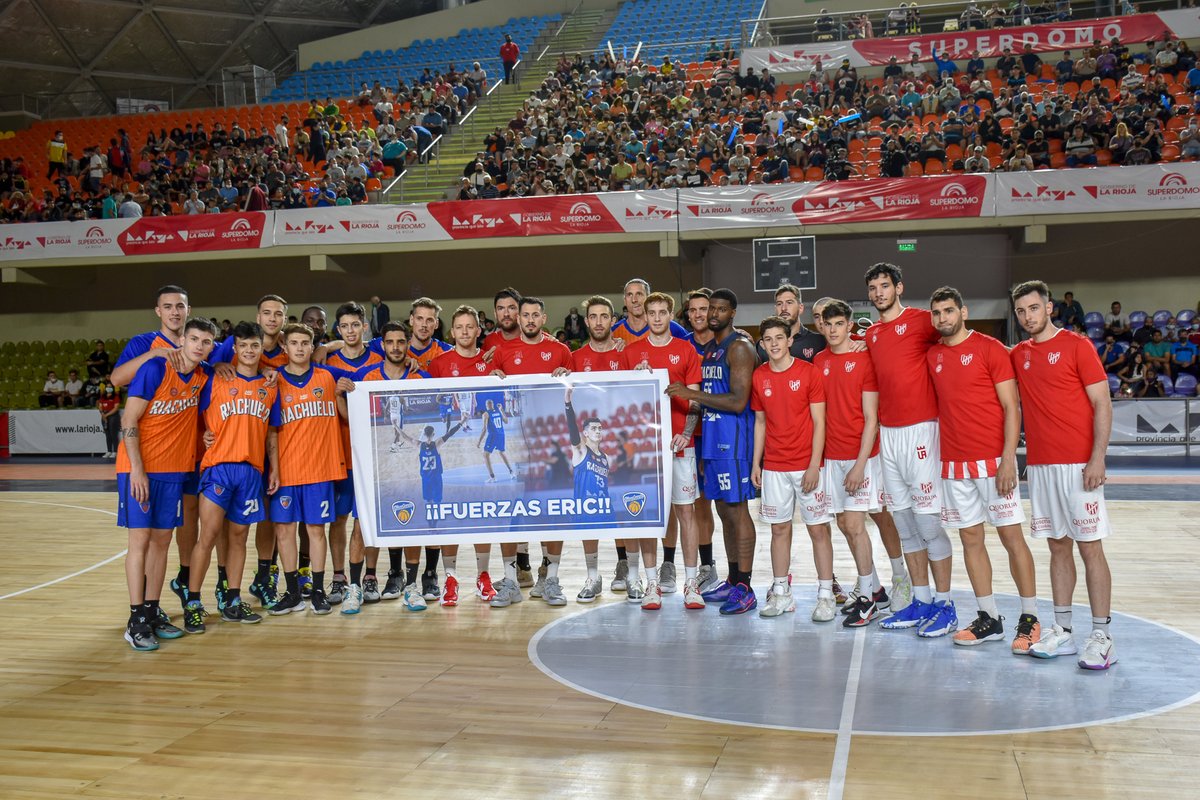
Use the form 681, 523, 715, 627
348, 372, 672, 547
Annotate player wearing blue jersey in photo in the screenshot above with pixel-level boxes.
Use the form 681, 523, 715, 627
667, 288, 761, 615
437, 394, 455, 435
565, 385, 615, 527
396, 422, 464, 520
477, 398, 515, 482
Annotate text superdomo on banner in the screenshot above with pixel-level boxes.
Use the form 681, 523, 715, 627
348, 371, 673, 547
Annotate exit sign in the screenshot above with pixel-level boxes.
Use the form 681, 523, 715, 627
897, 239, 917, 252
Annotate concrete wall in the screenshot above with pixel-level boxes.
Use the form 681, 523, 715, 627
299, 0, 621, 69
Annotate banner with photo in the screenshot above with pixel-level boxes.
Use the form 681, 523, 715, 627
348, 372, 672, 547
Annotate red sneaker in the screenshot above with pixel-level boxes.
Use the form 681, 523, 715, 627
441, 575, 459, 607
475, 571, 496, 601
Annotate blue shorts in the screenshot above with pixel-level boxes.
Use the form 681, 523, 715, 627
271, 481, 337, 525
334, 471, 356, 518
200, 462, 266, 525
181, 462, 202, 496
702, 459, 758, 504
421, 475, 444, 504
117, 473, 184, 530
484, 434, 505, 453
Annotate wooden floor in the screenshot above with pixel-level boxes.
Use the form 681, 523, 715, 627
0, 489, 1198, 800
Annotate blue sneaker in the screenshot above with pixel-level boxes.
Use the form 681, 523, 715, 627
169, 578, 188, 612
701, 579, 734, 604
719, 583, 758, 615
880, 598, 935, 629
214, 579, 229, 612
249, 578, 279, 610
918, 600, 958, 638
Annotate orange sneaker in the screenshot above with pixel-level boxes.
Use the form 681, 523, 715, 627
1011, 613, 1041, 655
441, 575, 459, 607
475, 571, 496, 601
952, 611, 1005, 646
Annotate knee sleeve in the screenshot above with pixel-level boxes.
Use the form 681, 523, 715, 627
916, 512, 952, 561
893, 507, 926, 555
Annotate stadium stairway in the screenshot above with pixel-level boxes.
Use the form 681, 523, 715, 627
387, 7, 614, 204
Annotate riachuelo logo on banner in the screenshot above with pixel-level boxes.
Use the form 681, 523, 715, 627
393, 500, 416, 525
623, 491, 647, 516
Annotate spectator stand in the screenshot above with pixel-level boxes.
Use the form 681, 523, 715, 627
0, 338, 127, 410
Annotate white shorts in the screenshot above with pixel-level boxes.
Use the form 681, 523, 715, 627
759, 468, 833, 525
456, 392, 473, 415
1027, 463, 1110, 542
879, 421, 942, 514
825, 456, 883, 514
941, 476, 1025, 529
672, 449, 698, 505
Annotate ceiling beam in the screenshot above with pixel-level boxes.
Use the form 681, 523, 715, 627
0, 58, 199, 84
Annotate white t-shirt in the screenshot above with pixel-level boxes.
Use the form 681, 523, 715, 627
43, 378, 64, 393
65, 379, 83, 396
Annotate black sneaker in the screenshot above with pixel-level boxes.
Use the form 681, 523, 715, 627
183, 601, 207, 634
381, 570, 403, 600
421, 572, 442, 600
268, 591, 306, 616
953, 610, 1005, 646
363, 575, 381, 603
310, 590, 332, 615
168, 578, 188, 612
842, 593, 879, 628
124, 622, 158, 652
248, 578, 279, 610
221, 601, 263, 624
152, 607, 185, 639
328, 579, 347, 605
871, 586, 891, 612
214, 579, 229, 612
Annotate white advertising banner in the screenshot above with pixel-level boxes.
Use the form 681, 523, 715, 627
675, 183, 819, 231
996, 164, 1200, 216
348, 372, 672, 548
8, 409, 108, 455
1110, 399, 1195, 445
273, 204, 450, 246
0, 218, 132, 262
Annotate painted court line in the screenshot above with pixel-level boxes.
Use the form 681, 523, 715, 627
0, 498, 124, 602
828, 628, 866, 800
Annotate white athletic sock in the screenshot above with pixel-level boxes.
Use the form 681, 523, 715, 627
684, 565, 698, 581
627, 549, 641, 575
546, 554, 561, 579
1019, 595, 1037, 615
584, 551, 599, 580
914, 584, 933, 604
644, 567, 656, 585
476, 549, 490, 575
444, 554, 457, 578
504, 559, 517, 582
869, 570, 881, 592
818, 578, 833, 599
934, 590, 951, 605
858, 573, 874, 596
1092, 616, 1111, 634
890, 556, 909, 580
1054, 605, 1073, 630
773, 576, 790, 594
976, 594, 999, 617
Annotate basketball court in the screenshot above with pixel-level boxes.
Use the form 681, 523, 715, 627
1, 457, 1196, 800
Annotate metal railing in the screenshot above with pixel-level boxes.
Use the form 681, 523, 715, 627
739, 0, 1185, 51
382, 133, 443, 203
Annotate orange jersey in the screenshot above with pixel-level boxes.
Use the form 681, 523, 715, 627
270, 366, 346, 486
407, 338, 451, 372
200, 371, 278, 471
116, 359, 207, 476
326, 347, 384, 463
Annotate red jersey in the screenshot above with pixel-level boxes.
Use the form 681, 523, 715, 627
572, 342, 624, 373
116, 359, 207, 477
927, 331, 1016, 478
428, 348, 490, 379
750, 358, 825, 471
866, 305, 940, 427
813, 348, 879, 461
495, 337, 572, 374
269, 366, 346, 486
200, 372, 277, 471
1010, 328, 1108, 466
484, 329, 551, 355
621, 337, 702, 442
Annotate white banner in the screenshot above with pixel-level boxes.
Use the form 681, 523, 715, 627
8, 409, 108, 454
676, 183, 819, 231
1110, 399, 1196, 445
0, 218, 131, 262
996, 164, 1200, 216
349, 372, 672, 547
273, 204, 450, 246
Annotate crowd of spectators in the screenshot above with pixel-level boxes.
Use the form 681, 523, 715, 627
810, 0, 1077, 43
0, 63, 490, 224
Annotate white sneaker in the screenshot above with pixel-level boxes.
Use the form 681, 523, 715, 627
626, 578, 645, 603
402, 582, 427, 612
340, 583, 363, 615
760, 587, 796, 618
388, 444, 400, 453
658, 561, 677, 594
640, 580, 662, 610
682, 578, 705, 609
1078, 630, 1117, 670
1029, 624, 1078, 659
696, 564, 719, 593
890, 573, 913, 613
610, 559, 629, 592
812, 595, 836, 622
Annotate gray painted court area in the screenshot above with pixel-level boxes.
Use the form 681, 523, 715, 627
531, 590, 1200, 735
